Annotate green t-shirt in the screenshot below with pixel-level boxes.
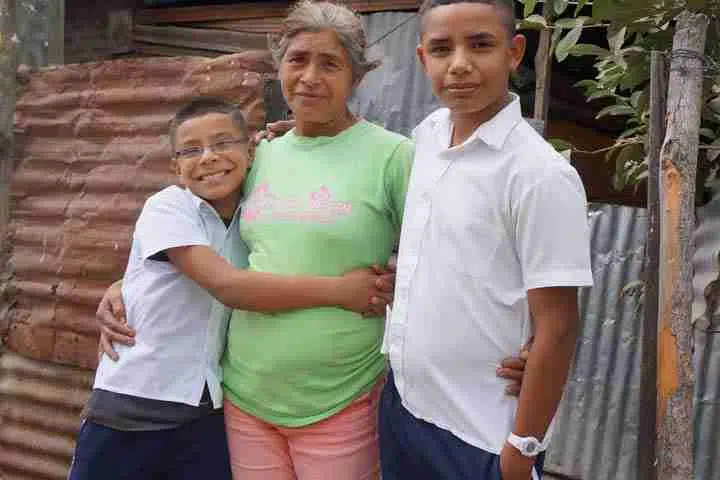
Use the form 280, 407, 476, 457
222, 120, 413, 427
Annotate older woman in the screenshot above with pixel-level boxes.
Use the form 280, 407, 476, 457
219, 3, 411, 479
96, 2, 527, 479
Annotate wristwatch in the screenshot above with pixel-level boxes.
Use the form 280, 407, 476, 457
506, 433, 550, 457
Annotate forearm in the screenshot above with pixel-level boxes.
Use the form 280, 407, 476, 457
512, 319, 578, 439
213, 270, 342, 312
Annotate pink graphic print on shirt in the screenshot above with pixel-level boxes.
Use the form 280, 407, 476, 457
242, 183, 352, 224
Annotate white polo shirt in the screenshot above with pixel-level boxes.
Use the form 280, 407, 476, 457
383, 96, 594, 454
94, 185, 248, 408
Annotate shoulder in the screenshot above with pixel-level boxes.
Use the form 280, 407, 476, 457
508, 121, 582, 184
140, 185, 197, 218
412, 108, 450, 139
360, 121, 412, 150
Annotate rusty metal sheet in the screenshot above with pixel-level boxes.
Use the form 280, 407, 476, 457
692, 193, 720, 480
0, 351, 93, 480
3, 51, 274, 370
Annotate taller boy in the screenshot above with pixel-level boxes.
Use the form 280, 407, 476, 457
379, 1, 593, 479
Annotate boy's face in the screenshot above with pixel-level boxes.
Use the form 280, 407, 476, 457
417, 2, 525, 120
172, 112, 249, 204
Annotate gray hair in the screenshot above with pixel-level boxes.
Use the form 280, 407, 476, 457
270, 0, 380, 83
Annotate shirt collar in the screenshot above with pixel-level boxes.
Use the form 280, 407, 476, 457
185, 187, 242, 222
439, 93, 522, 151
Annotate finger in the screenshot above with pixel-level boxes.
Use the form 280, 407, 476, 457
496, 367, 523, 381
109, 296, 126, 322
520, 349, 530, 361
370, 264, 386, 275
99, 334, 119, 362
499, 357, 525, 370
103, 326, 135, 347
505, 383, 521, 397
100, 313, 135, 337
365, 305, 385, 317
375, 273, 395, 292
371, 292, 393, 306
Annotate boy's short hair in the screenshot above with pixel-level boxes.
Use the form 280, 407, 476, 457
419, 0, 517, 38
169, 98, 249, 151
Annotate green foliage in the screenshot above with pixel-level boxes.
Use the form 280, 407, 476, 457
516, 0, 720, 191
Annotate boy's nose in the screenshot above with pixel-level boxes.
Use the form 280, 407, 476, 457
449, 50, 473, 73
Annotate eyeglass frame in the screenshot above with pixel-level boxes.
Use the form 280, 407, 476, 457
173, 138, 249, 161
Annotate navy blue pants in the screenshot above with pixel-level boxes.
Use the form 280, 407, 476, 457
68, 413, 232, 480
379, 371, 544, 480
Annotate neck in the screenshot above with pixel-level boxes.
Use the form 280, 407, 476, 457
209, 189, 241, 222
450, 92, 513, 147
295, 109, 357, 137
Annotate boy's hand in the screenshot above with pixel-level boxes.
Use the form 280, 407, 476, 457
500, 442, 535, 480
338, 267, 395, 316
497, 338, 533, 396
96, 280, 135, 361
253, 119, 296, 144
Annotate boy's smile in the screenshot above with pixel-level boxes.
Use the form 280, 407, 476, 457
173, 113, 249, 219
417, 2, 525, 138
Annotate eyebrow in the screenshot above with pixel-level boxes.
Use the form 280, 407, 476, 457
285, 48, 345, 63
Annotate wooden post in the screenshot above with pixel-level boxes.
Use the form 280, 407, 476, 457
657, 11, 708, 479
532, 0, 553, 134
637, 50, 667, 480
0, 0, 17, 229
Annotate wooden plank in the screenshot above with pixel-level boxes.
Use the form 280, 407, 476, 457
188, 18, 285, 34
136, 0, 421, 25
0, 0, 17, 340
657, 11, 708, 480
532, 0, 553, 134
637, 50, 667, 480
46, 0, 64, 64
133, 24, 269, 53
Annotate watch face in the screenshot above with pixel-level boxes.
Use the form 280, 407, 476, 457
523, 440, 539, 456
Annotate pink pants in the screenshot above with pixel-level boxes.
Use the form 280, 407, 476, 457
224, 382, 382, 480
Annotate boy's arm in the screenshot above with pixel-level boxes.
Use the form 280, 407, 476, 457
500, 287, 579, 479
166, 244, 392, 313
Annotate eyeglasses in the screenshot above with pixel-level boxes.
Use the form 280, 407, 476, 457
174, 138, 247, 160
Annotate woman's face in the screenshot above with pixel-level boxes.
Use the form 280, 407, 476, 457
279, 29, 355, 129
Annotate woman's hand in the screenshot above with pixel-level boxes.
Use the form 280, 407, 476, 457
253, 119, 296, 144
337, 266, 395, 316
96, 280, 135, 361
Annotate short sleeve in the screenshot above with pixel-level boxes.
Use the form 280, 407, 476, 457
134, 187, 211, 261
384, 139, 414, 233
515, 167, 593, 290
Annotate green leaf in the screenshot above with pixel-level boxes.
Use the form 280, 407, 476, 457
574, 0, 590, 16
523, 0, 538, 18
608, 26, 627, 53
596, 104, 635, 119
548, 138, 573, 151
708, 138, 720, 163
700, 128, 717, 141
555, 24, 584, 62
518, 14, 547, 30
554, 0, 569, 15
587, 89, 618, 102
554, 17, 584, 29
567, 43, 610, 57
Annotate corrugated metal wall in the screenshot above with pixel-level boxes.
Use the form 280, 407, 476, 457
546, 204, 648, 479
0, 351, 92, 480
4, 51, 274, 370
692, 194, 720, 480
1, 51, 274, 480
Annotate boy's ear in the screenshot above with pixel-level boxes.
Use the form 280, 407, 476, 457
509, 34, 527, 72
416, 43, 428, 72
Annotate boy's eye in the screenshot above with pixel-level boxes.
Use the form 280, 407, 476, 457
429, 45, 451, 55
471, 40, 492, 49
176, 147, 203, 159
212, 140, 239, 152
